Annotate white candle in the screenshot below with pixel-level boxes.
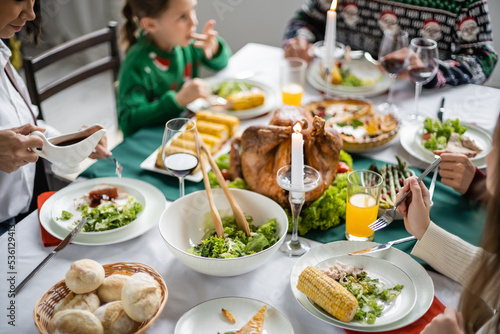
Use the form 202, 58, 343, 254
324, 0, 337, 69
291, 122, 304, 193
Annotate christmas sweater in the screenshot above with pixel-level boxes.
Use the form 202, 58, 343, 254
284, 0, 497, 88
117, 33, 231, 136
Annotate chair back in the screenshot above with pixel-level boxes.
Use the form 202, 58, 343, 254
23, 21, 121, 120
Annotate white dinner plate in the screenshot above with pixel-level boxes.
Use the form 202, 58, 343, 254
140, 141, 230, 183
400, 122, 492, 169
187, 77, 279, 119
40, 178, 167, 246
307, 58, 391, 98
291, 240, 434, 332
51, 182, 146, 234
175, 297, 293, 334
308, 255, 417, 328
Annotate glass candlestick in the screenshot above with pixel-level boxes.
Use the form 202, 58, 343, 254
276, 165, 321, 257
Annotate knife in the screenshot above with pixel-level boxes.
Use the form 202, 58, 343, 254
437, 97, 445, 122
348, 235, 417, 255
15, 217, 87, 294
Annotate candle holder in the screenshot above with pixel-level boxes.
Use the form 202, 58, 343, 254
276, 165, 321, 257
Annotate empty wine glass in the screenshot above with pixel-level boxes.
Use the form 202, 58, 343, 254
406, 38, 439, 122
162, 118, 199, 198
378, 29, 409, 114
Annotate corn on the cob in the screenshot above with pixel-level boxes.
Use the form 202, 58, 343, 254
194, 121, 229, 141
196, 111, 240, 137
177, 132, 222, 154
226, 90, 265, 111
297, 266, 358, 322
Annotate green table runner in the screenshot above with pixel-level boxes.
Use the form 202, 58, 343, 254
80, 126, 205, 200
81, 128, 486, 256
305, 155, 486, 255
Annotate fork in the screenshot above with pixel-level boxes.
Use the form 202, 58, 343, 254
106, 157, 123, 178
368, 157, 442, 231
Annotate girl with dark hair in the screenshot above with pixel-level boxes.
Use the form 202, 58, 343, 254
117, 0, 232, 137
397, 116, 500, 333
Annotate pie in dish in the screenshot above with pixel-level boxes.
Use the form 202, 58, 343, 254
304, 98, 399, 151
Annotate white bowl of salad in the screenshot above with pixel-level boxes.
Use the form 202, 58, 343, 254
159, 188, 288, 277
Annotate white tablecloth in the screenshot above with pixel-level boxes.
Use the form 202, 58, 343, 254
2, 43, 499, 333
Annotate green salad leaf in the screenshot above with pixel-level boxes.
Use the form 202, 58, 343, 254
188, 213, 278, 258
421, 117, 468, 151
72, 197, 143, 232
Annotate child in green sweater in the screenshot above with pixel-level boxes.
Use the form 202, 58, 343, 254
118, 0, 232, 136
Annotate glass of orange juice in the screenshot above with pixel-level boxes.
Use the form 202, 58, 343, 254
345, 170, 383, 241
280, 58, 307, 106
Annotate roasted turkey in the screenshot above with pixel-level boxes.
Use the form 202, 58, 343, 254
230, 106, 343, 207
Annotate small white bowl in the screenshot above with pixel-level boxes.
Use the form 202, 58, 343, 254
159, 189, 288, 277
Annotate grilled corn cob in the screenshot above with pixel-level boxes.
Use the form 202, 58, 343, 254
297, 266, 358, 322
226, 89, 265, 111
195, 111, 240, 137
194, 121, 229, 142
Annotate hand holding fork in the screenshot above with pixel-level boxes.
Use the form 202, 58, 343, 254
368, 157, 441, 232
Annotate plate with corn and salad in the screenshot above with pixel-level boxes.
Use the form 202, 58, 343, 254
291, 240, 434, 331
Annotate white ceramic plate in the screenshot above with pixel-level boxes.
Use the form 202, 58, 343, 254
140, 141, 230, 183
187, 78, 279, 119
40, 178, 167, 246
308, 255, 416, 328
307, 58, 391, 98
400, 122, 492, 169
175, 297, 293, 334
291, 240, 434, 332
51, 183, 146, 234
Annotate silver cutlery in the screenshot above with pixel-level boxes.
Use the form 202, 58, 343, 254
348, 235, 417, 255
107, 156, 123, 178
437, 97, 445, 122
15, 217, 87, 294
368, 157, 442, 232
428, 165, 439, 201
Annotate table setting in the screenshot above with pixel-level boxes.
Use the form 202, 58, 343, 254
2, 27, 499, 334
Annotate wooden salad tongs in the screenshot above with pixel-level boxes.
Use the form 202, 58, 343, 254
195, 131, 251, 238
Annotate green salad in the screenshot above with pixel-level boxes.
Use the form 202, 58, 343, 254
211, 80, 254, 98
207, 151, 353, 235
344, 271, 404, 324
58, 197, 143, 232
421, 117, 468, 151
188, 213, 278, 258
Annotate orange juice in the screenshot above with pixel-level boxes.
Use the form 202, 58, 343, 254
281, 83, 304, 106
346, 193, 379, 239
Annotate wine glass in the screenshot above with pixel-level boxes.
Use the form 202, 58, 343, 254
378, 29, 409, 114
406, 38, 439, 122
162, 118, 199, 198
276, 165, 321, 257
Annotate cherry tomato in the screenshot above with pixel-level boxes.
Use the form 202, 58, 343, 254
337, 161, 350, 173
221, 169, 231, 181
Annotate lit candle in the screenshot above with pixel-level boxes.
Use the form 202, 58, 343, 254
323, 0, 337, 69
291, 122, 304, 193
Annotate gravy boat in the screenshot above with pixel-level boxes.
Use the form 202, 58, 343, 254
31, 125, 107, 174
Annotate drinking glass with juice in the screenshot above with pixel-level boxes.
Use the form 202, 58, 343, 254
345, 170, 383, 241
280, 58, 307, 107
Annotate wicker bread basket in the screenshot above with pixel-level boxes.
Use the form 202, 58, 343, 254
33, 262, 168, 334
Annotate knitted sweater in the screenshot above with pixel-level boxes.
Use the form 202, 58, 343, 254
412, 222, 499, 333
117, 33, 232, 136
284, 0, 498, 88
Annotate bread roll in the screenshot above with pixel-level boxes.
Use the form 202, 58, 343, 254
94, 301, 139, 334
65, 259, 105, 294
48, 309, 103, 334
53, 292, 100, 313
97, 274, 130, 303
121, 273, 162, 322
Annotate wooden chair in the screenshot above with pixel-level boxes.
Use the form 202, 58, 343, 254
23, 21, 121, 120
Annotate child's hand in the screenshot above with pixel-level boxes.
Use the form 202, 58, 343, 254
176, 78, 210, 106
192, 20, 219, 59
